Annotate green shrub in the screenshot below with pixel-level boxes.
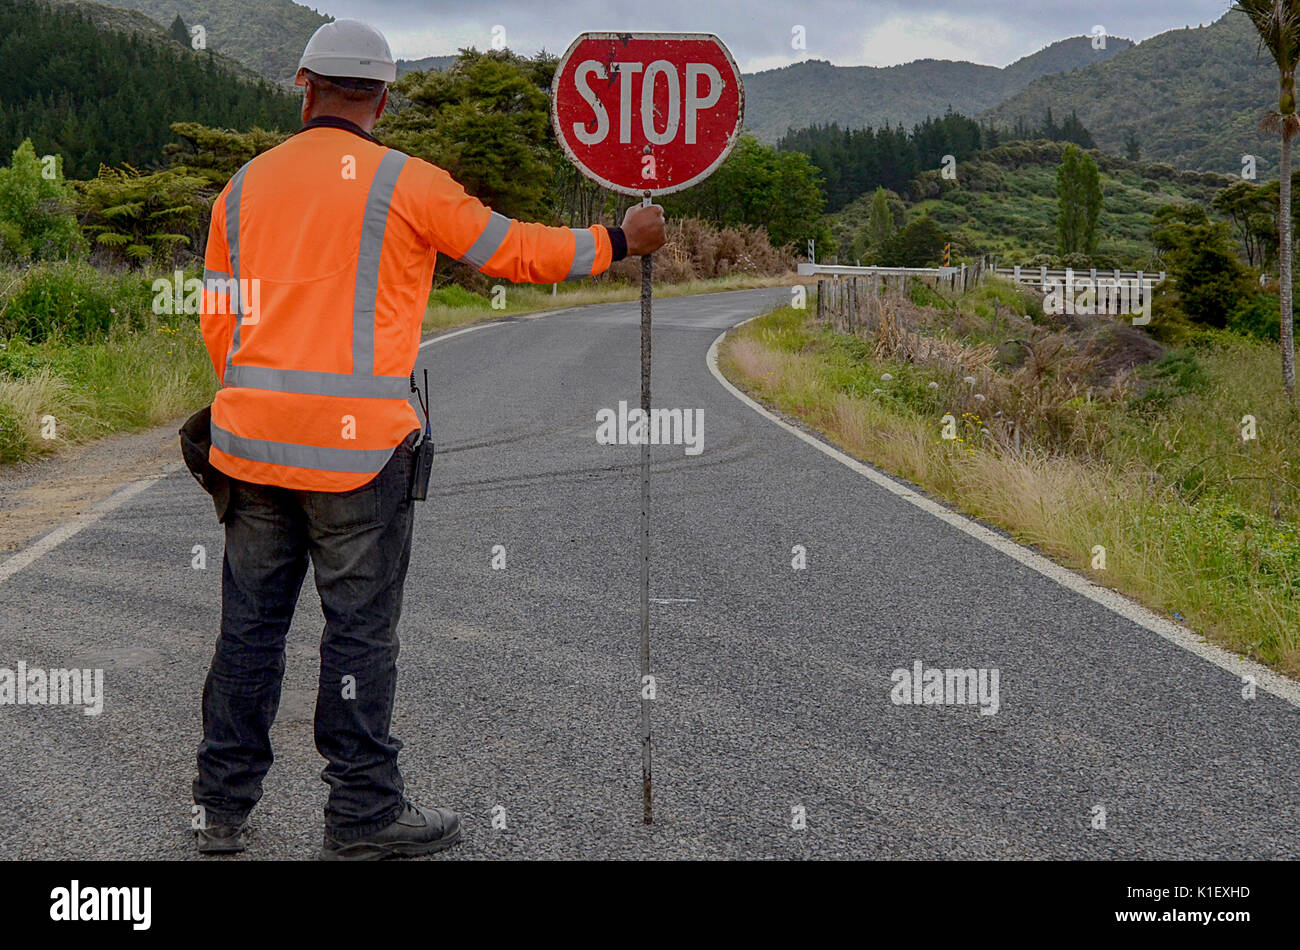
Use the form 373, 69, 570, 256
0, 262, 156, 343
878, 216, 950, 267
1132, 349, 1209, 411
428, 284, 493, 309
0, 335, 57, 377
1151, 204, 1252, 328
967, 278, 1029, 318
0, 140, 87, 264
74, 165, 210, 269
1019, 286, 1045, 322
907, 279, 953, 309
1227, 292, 1281, 342
1164, 494, 1300, 601
1057, 251, 1093, 270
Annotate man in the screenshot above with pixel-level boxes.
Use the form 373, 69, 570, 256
192, 19, 666, 860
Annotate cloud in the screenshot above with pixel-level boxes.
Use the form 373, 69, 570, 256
856, 12, 1022, 67
314, 0, 1232, 72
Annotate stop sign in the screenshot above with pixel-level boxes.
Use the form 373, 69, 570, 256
551, 32, 745, 196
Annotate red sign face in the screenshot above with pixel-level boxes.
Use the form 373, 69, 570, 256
551, 32, 745, 197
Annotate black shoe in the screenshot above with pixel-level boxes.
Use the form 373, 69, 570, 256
195, 821, 248, 854
318, 801, 462, 861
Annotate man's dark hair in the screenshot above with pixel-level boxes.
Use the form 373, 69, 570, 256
303, 69, 387, 106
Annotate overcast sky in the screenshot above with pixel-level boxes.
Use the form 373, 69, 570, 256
313, 0, 1235, 72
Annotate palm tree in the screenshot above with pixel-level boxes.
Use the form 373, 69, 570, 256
1237, 0, 1300, 398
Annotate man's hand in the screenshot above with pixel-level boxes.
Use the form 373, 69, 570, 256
622, 203, 667, 257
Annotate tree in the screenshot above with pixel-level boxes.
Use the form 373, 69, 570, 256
866, 186, 895, 253
1152, 203, 1253, 328
1058, 111, 1096, 148
1056, 144, 1102, 257
378, 49, 556, 221
664, 134, 827, 248
0, 0, 299, 180
1123, 128, 1141, 162
1212, 178, 1277, 268
0, 139, 85, 263
1236, 0, 1300, 397
168, 14, 191, 49
777, 110, 1001, 215
164, 122, 289, 187
878, 216, 949, 267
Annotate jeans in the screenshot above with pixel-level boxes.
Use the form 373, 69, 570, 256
193, 431, 418, 840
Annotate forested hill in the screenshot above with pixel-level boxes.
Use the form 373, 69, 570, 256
48, 0, 267, 83
0, 0, 300, 178
94, 0, 331, 84
742, 35, 1132, 143
982, 13, 1278, 174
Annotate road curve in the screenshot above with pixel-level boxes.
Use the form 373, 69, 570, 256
0, 287, 1296, 859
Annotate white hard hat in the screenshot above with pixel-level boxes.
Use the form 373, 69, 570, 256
295, 19, 396, 85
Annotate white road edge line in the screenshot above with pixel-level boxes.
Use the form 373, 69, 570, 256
0, 462, 183, 585
416, 307, 576, 349
418, 319, 505, 348
0, 320, 515, 587
707, 316, 1300, 709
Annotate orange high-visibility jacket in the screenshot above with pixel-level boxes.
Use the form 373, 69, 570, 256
200, 117, 624, 493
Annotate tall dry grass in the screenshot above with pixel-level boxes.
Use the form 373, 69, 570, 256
607, 218, 793, 283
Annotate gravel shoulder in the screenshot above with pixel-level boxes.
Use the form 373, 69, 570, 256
0, 420, 184, 556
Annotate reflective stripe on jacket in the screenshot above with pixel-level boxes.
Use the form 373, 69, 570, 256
200, 120, 616, 492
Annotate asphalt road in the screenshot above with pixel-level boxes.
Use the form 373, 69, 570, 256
1, 287, 1297, 859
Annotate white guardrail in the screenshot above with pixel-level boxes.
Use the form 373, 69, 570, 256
797, 263, 960, 278
992, 265, 1165, 289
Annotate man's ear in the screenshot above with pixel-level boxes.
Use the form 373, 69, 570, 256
374, 88, 389, 122
301, 79, 315, 120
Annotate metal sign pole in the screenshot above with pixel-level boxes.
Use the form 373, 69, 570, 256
551, 32, 744, 828
638, 191, 653, 825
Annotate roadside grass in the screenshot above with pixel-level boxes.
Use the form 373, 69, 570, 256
0, 321, 214, 464
423, 272, 797, 333
719, 298, 1300, 679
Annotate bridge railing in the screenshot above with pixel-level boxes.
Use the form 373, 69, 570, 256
992, 265, 1166, 309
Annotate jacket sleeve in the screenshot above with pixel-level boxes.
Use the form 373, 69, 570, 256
200, 187, 236, 385
410, 160, 627, 283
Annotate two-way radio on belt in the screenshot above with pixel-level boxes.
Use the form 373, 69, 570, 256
409, 368, 434, 501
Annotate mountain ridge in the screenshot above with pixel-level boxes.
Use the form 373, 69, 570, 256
93, 0, 332, 84
742, 35, 1133, 142
982, 13, 1279, 173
